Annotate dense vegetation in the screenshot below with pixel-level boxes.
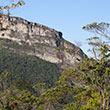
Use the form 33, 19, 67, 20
0, 47, 61, 88
0, 1, 110, 109
0, 22, 110, 110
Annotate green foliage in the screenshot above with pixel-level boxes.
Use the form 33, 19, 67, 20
0, 20, 110, 110
0, 88, 39, 110
0, 48, 61, 88
32, 83, 47, 96
0, 70, 11, 91
11, 78, 32, 90
61, 52, 110, 109
66, 48, 73, 54
57, 22, 110, 110
36, 85, 73, 110
0, 38, 35, 51
56, 47, 62, 50
65, 40, 72, 45
81, 93, 100, 110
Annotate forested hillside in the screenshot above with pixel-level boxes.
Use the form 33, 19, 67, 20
1, 22, 110, 109
0, 1, 110, 110
0, 43, 61, 88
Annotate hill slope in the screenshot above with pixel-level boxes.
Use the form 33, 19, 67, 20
0, 14, 86, 69
0, 14, 86, 89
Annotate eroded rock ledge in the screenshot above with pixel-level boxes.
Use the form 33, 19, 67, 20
0, 14, 86, 69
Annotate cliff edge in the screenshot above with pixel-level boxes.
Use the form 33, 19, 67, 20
0, 14, 86, 69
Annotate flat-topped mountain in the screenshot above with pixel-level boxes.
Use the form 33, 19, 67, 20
0, 14, 86, 69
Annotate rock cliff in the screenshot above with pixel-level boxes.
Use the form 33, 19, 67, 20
0, 14, 86, 69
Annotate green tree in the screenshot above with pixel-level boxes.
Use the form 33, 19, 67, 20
82, 22, 110, 110
36, 85, 73, 110
61, 22, 110, 110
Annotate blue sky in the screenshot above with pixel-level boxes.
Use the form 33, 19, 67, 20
2, 0, 110, 56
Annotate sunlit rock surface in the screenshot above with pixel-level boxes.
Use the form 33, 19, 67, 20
0, 14, 86, 69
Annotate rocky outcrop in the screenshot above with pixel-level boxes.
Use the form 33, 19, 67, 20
0, 14, 86, 69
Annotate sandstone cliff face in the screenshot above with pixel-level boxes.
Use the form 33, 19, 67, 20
0, 14, 86, 69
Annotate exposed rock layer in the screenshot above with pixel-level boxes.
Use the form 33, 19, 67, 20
0, 14, 86, 69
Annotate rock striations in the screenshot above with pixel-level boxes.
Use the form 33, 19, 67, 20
0, 14, 86, 69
